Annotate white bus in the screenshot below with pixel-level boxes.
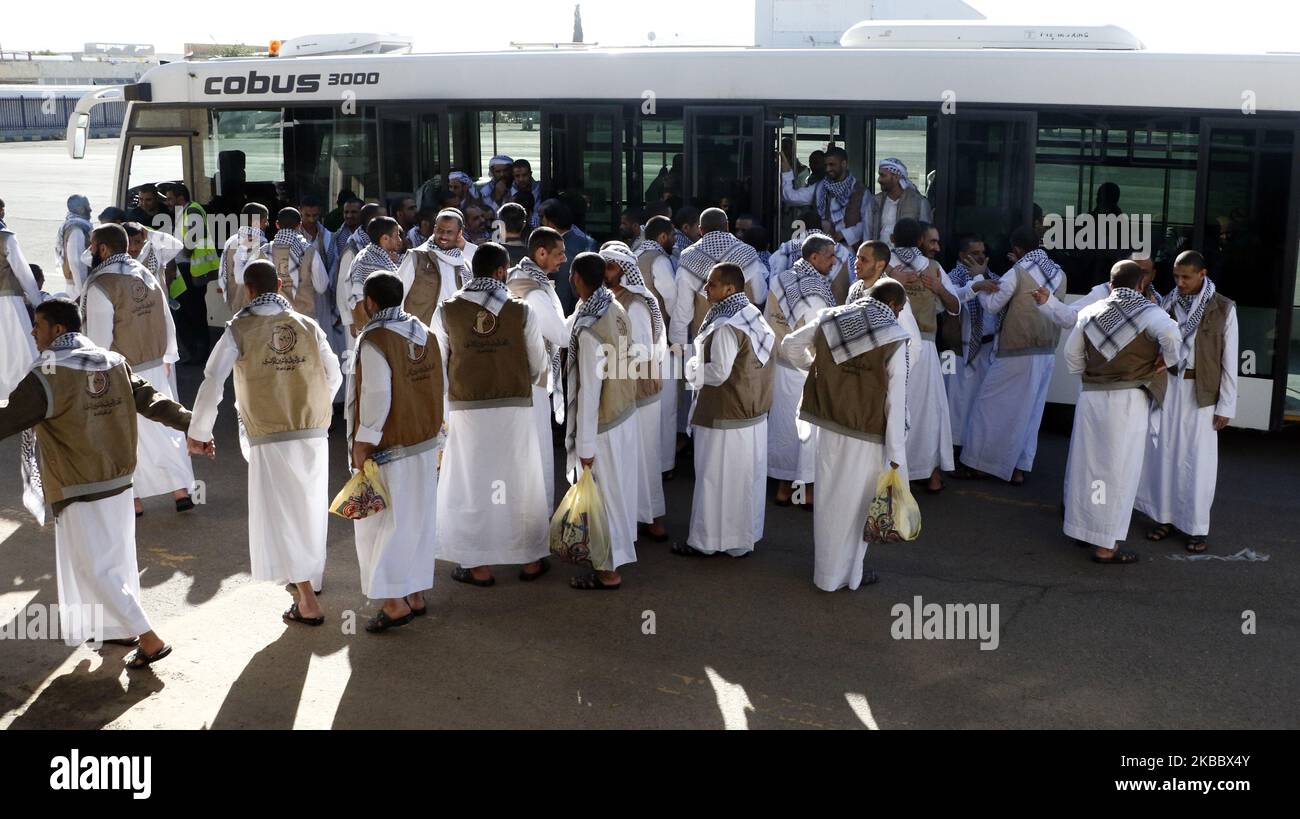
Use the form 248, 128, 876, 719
67, 27, 1300, 430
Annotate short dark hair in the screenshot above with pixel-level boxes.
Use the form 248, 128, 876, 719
644, 201, 672, 219
1010, 225, 1040, 254
471, 242, 510, 278
364, 272, 404, 309
359, 203, 384, 224
166, 182, 191, 202
824, 146, 849, 163
122, 221, 147, 238
513, 158, 532, 173
241, 202, 270, 221
499, 202, 528, 234
891, 217, 923, 248
644, 215, 674, 243
801, 234, 836, 261
35, 298, 81, 333
243, 259, 280, 295
511, 189, 536, 214
870, 279, 907, 309
366, 216, 399, 244
622, 206, 643, 223
1109, 260, 1144, 290
300, 194, 323, 210
956, 233, 985, 254
861, 240, 891, 264
741, 224, 769, 252
337, 189, 355, 206
712, 262, 745, 292
571, 252, 606, 290
699, 207, 729, 235
1175, 249, 1206, 271
673, 206, 701, 230
90, 224, 128, 254
528, 226, 564, 256
277, 207, 301, 229
537, 198, 573, 231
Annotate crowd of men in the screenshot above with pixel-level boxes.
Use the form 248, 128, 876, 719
0, 146, 1238, 668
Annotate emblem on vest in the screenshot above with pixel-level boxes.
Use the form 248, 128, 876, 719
269, 323, 299, 354
406, 341, 427, 363
85, 370, 110, 398
472, 309, 497, 336
130, 279, 149, 303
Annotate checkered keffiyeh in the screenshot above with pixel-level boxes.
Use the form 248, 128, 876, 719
815, 173, 859, 228
235, 291, 293, 318
1163, 277, 1215, 366
821, 296, 911, 366
696, 291, 774, 366
892, 246, 925, 270
948, 261, 999, 364
601, 242, 664, 342
348, 243, 401, 290
1018, 248, 1064, 291
361, 305, 428, 347
1084, 286, 1161, 361
564, 286, 616, 455
773, 259, 835, 326
512, 257, 564, 413
461, 275, 509, 315
80, 254, 153, 319
677, 231, 760, 290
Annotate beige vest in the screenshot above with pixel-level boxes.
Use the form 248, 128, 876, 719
1082, 329, 1164, 406
405, 250, 445, 326
613, 289, 663, 404
442, 295, 533, 409
353, 326, 444, 454
90, 273, 169, 370
34, 359, 138, 512
506, 276, 556, 390
222, 246, 252, 315
636, 251, 670, 330
0, 233, 21, 297
579, 301, 638, 430
800, 331, 900, 443
692, 325, 774, 429
903, 260, 943, 338
228, 310, 332, 443
1182, 292, 1234, 409
61, 224, 88, 284
272, 244, 319, 316
998, 265, 1066, 356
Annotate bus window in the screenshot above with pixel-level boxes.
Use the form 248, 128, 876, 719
686, 109, 759, 217
415, 112, 442, 212
874, 115, 934, 198
203, 108, 285, 214
284, 106, 379, 227
774, 112, 853, 242
639, 111, 683, 207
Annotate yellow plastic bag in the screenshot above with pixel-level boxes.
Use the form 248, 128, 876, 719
864, 466, 922, 543
549, 465, 612, 570
329, 460, 391, 520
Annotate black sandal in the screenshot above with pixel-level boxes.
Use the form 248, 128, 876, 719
519, 557, 551, 582
570, 571, 620, 591
406, 595, 428, 616
125, 644, 172, 669
282, 601, 325, 626
96, 637, 140, 648
365, 608, 415, 633
1146, 524, 1174, 542
1092, 549, 1139, 565
861, 569, 880, 587
452, 566, 495, 587
670, 541, 707, 557
1185, 537, 1208, 554
175, 496, 195, 513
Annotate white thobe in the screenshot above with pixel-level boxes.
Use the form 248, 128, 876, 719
432, 294, 550, 566
572, 324, 639, 569
62, 228, 89, 299
505, 268, 568, 514
1135, 304, 1239, 537
1062, 303, 1182, 550
944, 277, 995, 447
779, 171, 861, 246
84, 281, 194, 500
0, 233, 40, 398
685, 325, 767, 555
897, 259, 957, 480
782, 320, 908, 591
645, 252, 680, 469
189, 306, 343, 590
767, 294, 830, 483
668, 254, 769, 347
352, 342, 440, 599
55, 492, 153, 644
623, 296, 666, 523
960, 265, 1068, 481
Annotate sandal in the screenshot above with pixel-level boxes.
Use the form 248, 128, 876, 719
670, 541, 707, 557
365, 608, 415, 633
1185, 537, 1208, 554
452, 566, 495, 587
96, 637, 140, 648
406, 595, 427, 616
1092, 549, 1139, 565
285, 583, 324, 596
1146, 524, 1174, 542
860, 569, 880, 587
519, 557, 551, 582
175, 496, 195, 513
773, 496, 793, 508
570, 571, 620, 591
637, 524, 670, 543
124, 644, 172, 669
282, 601, 325, 626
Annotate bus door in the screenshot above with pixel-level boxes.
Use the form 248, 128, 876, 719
542, 105, 623, 242
684, 106, 766, 227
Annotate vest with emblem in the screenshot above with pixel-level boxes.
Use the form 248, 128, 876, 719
800, 329, 900, 442
442, 295, 533, 409
1182, 292, 1235, 409
405, 250, 445, 325
272, 244, 319, 316
90, 272, 169, 370
613, 289, 663, 403
228, 310, 332, 443
580, 301, 638, 429
998, 264, 1067, 356
34, 357, 138, 513
0, 232, 22, 297
692, 325, 774, 429
1082, 320, 1164, 405
902, 260, 942, 338
353, 325, 444, 453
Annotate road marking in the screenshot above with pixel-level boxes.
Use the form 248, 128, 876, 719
704, 666, 754, 730
1166, 548, 1270, 562
845, 692, 880, 729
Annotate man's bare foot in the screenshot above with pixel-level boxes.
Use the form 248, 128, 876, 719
295, 582, 324, 619
471, 566, 493, 582
405, 591, 425, 612
172, 489, 190, 500
134, 499, 143, 515
927, 469, 944, 493
138, 630, 165, 657
645, 521, 667, 538
1010, 469, 1026, 486
381, 598, 413, 619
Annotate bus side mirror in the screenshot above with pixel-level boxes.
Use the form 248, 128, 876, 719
69, 113, 89, 159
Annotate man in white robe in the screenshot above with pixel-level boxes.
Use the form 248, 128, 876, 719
562, 252, 641, 589
297, 196, 343, 358
1, 299, 190, 667
217, 204, 271, 316
765, 234, 838, 507
778, 147, 867, 251
188, 261, 342, 624
1135, 250, 1238, 553
675, 263, 776, 558
1063, 262, 1182, 564
636, 216, 680, 475
431, 243, 550, 586
126, 221, 184, 294
397, 208, 479, 327
944, 235, 1000, 449
768, 211, 856, 304
888, 218, 958, 492
0, 224, 41, 398
505, 227, 569, 514
55, 195, 93, 299
670, 208, 769, 353
601, 242, 669, 542
347, 272, 444, 632
959, 228, 1069, 485
782, 280, 910, 591
80, 225, 195, 516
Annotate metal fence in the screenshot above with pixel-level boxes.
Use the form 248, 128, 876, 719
0, 92, 125, 139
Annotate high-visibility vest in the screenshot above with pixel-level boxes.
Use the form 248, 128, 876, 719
171, 201, 219, 298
